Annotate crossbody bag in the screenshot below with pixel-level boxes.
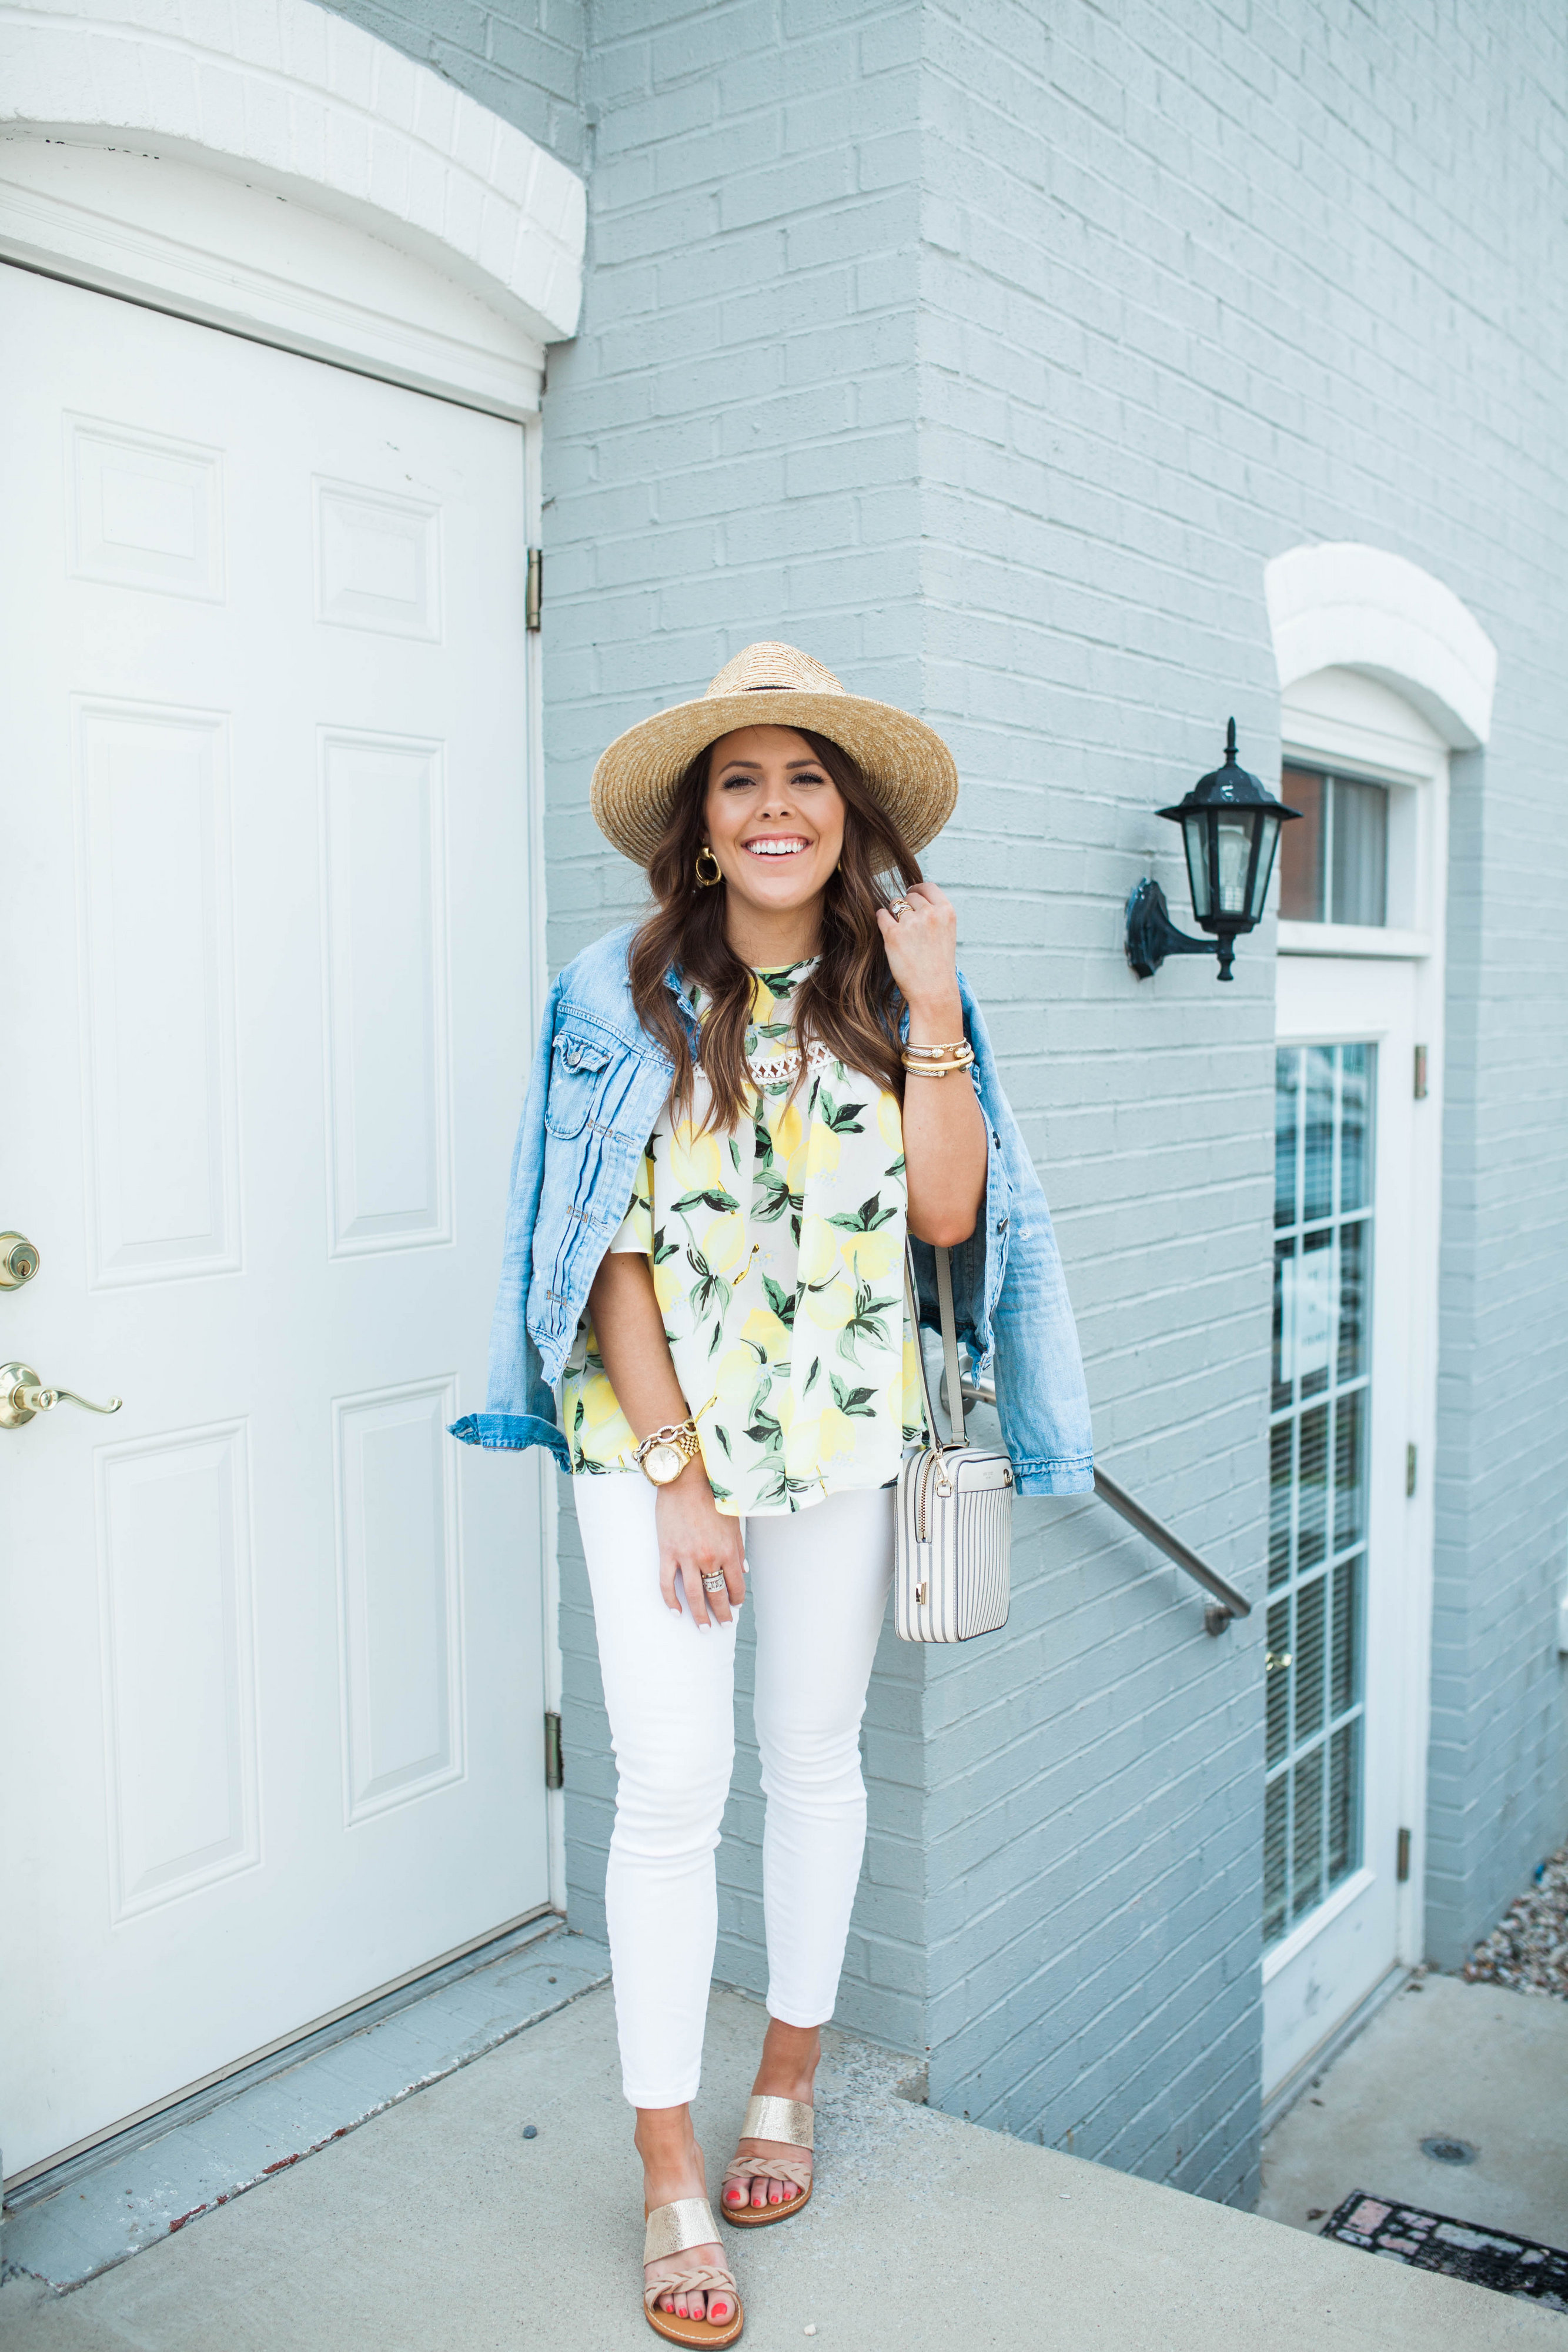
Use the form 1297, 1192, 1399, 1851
894, 1245, 1014, 1643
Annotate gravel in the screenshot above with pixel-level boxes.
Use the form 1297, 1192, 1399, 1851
1462, 1845, 1568, 1999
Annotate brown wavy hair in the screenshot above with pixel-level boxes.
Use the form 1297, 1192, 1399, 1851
628, 730, 921, 1133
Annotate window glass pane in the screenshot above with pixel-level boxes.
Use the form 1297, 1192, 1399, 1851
1275, 1049, 1299, 1227
1330, 777, 1388, 927
1298, 1229, 1335, 1400
1340, 1045, 1371, 1213
1266, 1040, 1376, 1947
1269, 1421, 1292, 1588
1293, 1574, 1327, 1746
1279, 767, 1323, 920
1337, 1220, 1368, 1383
1293, 1745, 1325, 1917
1298, 1404, 1328, 1569
1328, 1720, 1359, 1884
1272, 1240, 1292, 1412
1331, 1551, 1362, 1719
1303, 1046, 1335, 1221
1334, 1389, 1366, 1555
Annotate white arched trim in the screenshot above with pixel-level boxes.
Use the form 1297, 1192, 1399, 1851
0, 0, 584, 416
1265, 543, 1496, 750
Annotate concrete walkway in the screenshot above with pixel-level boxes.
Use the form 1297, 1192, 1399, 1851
4, 1971, 1562, 2351
1262, 1970, 1568, 2250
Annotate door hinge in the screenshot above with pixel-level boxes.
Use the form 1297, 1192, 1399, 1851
1406, 1443, 1418, 1498
526, 546, 543, 632
1396, 1826, 1412, 1883
1413, 1044, 1429, 1100
544, 1709, 563, 1790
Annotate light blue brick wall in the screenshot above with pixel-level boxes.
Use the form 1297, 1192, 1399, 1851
320, 0, 1568, 2203
907, 0, 1568, 2118
320, 0, 585, 163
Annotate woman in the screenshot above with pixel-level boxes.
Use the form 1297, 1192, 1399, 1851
454, 644, 1092, 2346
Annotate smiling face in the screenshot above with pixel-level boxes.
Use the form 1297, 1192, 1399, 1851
703, 725, 846, 929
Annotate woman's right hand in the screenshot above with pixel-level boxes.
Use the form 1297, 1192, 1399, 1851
656, 1463, 745, 1626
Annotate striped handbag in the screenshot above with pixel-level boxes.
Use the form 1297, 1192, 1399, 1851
894, 1245, 1014, 1643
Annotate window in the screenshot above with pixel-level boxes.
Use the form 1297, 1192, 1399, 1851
1265, 1044, 1372, 1945
1279, 766, 1388, 927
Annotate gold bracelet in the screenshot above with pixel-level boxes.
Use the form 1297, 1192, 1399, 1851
901, 1045, 974, 1074
902, 1039, 969, 1056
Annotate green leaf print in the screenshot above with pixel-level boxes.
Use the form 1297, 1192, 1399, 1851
755, 967, 802, 999
651, 1224, 678, 1265
827, 1192, 897, 1234
711, 1422, 732, 1458
728, 1135, 742, 1173
817, 1088, 865, 1137
745, 1406, 783, 1450
763, 1275, 796, 1326
685, 1244, 733, 1326
837, 1279, 897, 1364
829, 1375, 877, 1419
755, 1167, 803, 1227
672, 1186, 740, 1215
803, 1355, 821, 1395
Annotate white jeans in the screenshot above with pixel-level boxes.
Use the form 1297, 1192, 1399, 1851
574, 1474, 895, 2109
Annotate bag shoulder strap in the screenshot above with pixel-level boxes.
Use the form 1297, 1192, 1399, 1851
904, 1242, 966, 1450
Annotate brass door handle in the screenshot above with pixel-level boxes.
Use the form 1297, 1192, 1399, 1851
0, 1362, 122, 1429
0, 1234, 41, 1288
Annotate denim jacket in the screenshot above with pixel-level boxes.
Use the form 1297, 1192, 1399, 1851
451, 924, 1093, 1495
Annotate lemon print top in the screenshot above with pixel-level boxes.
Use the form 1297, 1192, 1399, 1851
560, 958, 927, 1515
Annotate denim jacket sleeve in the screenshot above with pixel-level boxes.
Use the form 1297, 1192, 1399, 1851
908, 975, 1094, 1495
449, 968, 573, 1467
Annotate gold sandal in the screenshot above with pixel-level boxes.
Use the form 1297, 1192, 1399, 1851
720, 2095, 814, 2227
643, 2197, 743, 2347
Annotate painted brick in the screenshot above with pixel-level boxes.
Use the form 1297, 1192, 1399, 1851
323, 0, 586, 161
323, 0, 1568, 2211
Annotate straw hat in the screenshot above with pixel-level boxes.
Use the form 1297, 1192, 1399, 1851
590, 642, 959, 868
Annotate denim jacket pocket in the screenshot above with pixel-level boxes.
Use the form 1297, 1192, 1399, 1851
544, 1031, 615, 1141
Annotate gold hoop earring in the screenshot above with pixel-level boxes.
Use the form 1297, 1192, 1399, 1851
694, 844, 723, 888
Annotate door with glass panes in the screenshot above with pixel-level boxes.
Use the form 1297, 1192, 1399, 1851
1263, 671, 1446, 2096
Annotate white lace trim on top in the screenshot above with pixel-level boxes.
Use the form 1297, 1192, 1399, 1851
693, 1037, 837, 1088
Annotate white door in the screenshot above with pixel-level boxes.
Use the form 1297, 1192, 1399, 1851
1, 265, 548, 2178
1262, 672, 1447, 2094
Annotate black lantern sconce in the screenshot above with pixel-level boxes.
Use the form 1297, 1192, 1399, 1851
1125, 721, 1299, 983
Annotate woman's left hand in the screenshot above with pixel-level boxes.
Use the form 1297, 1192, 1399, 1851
875, 881, 960, 1016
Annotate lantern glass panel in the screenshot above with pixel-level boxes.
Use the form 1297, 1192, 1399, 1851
1215, 811, 1256, 916
1248, 813, 1282, 922
1183, 811, 1212, 918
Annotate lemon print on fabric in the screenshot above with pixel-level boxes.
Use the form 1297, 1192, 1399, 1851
560, 957, 934, 1514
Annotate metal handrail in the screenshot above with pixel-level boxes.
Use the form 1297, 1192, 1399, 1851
949, 1368, 1252, 1635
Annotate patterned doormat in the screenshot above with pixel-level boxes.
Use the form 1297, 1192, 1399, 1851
1322, 2192, 1568, 2308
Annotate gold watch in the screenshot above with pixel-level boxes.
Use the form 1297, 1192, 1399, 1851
634, 1416, 701, 1486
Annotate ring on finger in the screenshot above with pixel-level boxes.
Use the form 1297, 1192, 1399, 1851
887, 897, 910, 919
701, 1571, 727, 1593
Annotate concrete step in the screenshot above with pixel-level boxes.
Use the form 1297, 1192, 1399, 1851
4, 1969, 1559, 2350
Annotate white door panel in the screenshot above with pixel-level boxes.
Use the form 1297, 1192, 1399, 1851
1, 265, 547, 2175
